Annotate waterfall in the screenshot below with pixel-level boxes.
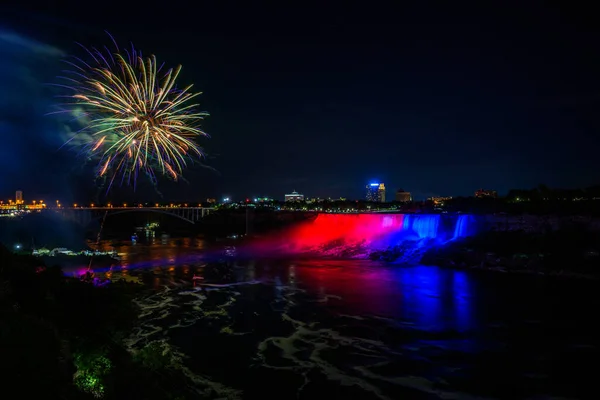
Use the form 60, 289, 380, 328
248, 213, 477, 259
403, 214, 441, 239
453, 214, 474, 239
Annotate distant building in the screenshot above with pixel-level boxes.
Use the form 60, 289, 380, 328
428, 196, 452, 206
366, 183, 386, 202
475, 189, 498, 198
253, 197, 273, 203
366, 184, 378, 201
395, 189, 412, 202
284, 191, 304, 202
206, 198, 217, 204
378, 184, 386, 202
15, 190, 23, 204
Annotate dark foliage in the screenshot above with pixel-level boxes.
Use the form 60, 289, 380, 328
0, 243, 196, 399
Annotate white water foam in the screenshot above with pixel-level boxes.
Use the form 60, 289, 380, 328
254, 284, 492, 400
123, 277, 493, 399
124, 284, 243, 399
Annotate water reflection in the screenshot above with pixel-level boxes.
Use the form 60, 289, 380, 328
75, 240, 599, 399
85, 239, 477, 331
287, 261, 474, 331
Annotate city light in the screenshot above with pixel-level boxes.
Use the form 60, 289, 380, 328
0, 194, 47, 212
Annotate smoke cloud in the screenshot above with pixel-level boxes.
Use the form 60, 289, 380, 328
0, 29, 87, 202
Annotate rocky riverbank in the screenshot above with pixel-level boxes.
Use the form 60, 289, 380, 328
421, 229, 600, 279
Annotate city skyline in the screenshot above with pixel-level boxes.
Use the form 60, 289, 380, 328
1, 183, 481, 204
1, 3, 600, 202
5, 183, 589, 206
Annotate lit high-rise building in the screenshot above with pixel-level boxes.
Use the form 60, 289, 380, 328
15, 190, 23, 204
284, 191, 304, 202
395, 189, 412, 202
378, 183, 386, 202
366, 183, 378, 201
366, 183, 386, 202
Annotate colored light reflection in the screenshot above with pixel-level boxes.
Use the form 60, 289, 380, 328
290, 261, 474, 331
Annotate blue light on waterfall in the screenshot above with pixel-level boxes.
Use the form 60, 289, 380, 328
402, 215, 412, 231
414, 215, 441, 238
453, 214, 474, 238
403, 214, 441, 239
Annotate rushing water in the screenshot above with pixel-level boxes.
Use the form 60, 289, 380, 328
247, 214, 479, 259
70, 237, 598, 399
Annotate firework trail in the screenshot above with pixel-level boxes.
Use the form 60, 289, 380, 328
57, 33, 208, 191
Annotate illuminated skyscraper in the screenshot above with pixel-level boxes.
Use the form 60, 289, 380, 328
366, 183, 378, 201
366, 183, 386, 202
15, 190, 23, 204
378, 183, 386, 202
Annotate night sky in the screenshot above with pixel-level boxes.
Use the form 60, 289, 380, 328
1, 2, 599, 202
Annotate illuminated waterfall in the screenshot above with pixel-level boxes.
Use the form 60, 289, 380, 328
402, 214, 441, 239
248, 213, 478, 260
453, 214, 475, 239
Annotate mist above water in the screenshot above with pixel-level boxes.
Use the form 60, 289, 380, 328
242, 213, 479, 260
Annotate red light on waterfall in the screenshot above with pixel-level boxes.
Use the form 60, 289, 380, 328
249, 213, 407, 255
296, 214, 406, 246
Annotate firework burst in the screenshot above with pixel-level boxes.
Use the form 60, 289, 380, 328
58, 34, 208, 190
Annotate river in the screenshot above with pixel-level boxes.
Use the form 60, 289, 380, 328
68, 237, 598, 399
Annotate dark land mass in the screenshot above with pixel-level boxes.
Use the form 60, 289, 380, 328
0, 244, 201, 399
421, 223, 600, 278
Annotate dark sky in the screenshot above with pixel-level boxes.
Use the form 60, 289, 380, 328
1, 1, 599, 202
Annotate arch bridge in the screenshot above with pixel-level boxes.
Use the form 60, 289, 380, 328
49, 206, 214, 225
